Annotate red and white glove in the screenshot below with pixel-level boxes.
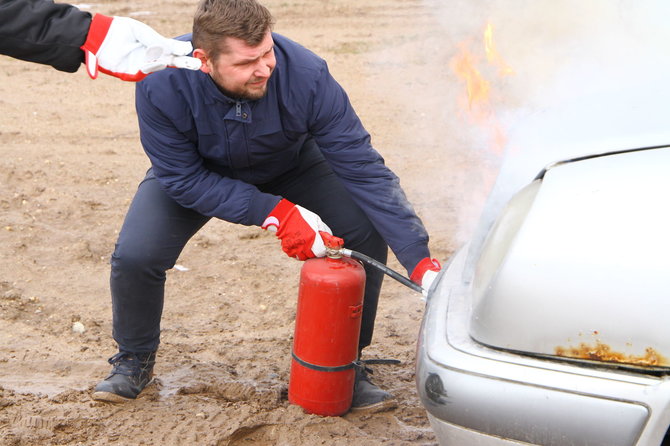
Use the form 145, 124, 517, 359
262, 199, 332, 260
410, 257, 441, 295
81, 14, 202, 81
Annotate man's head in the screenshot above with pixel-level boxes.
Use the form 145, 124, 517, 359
192, 0, 276, 100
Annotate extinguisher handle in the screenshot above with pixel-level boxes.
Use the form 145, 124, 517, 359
319, 231, 344, 250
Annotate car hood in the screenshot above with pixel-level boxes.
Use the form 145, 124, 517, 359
469, 147, 670, 369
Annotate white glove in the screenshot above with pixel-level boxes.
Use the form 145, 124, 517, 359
421, 270, 439, 296
410, 258, 441, 298
81, 14, 202, 81
262, 199, 332, 260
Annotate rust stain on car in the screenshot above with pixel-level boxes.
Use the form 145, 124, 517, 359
555, 342, 669, 367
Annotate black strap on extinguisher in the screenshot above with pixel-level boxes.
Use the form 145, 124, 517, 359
292, 352, 402, 373
292, 351, 357, 372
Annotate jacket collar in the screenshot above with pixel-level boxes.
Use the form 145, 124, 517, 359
200, 71, 248, 106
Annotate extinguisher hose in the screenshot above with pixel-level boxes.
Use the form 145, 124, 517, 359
341, 249, 424, 294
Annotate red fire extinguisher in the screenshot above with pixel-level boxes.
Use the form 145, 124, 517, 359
288, 235, 366, 416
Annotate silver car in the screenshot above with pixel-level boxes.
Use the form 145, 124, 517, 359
416, 146, 670, 446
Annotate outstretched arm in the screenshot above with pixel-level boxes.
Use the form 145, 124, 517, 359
0, 0, 91, 72
0, 0, 200, 80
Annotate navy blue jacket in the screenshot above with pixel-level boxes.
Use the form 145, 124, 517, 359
135, 33, 429, 273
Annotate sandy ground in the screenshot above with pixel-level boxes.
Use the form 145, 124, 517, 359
0, 0, 498, 444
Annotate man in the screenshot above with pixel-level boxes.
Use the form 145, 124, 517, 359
92, 0, 441, 412
0, 0, 200, 80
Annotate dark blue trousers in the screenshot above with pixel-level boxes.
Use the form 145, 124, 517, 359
110, 140, 387, 354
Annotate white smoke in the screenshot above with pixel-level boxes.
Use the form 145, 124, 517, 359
428, 0, 670, 257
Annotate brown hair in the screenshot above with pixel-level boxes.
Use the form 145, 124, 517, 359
193, 0, 275, 61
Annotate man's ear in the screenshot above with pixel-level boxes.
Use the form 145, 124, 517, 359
192, 48, 211, 74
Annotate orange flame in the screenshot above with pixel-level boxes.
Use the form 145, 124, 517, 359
450, 23, 513, 154
484, 24, 515, 76
451, 43, 491, 110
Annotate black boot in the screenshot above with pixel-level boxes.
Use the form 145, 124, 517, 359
92, 351, 156, 403
350, 364, 396, 412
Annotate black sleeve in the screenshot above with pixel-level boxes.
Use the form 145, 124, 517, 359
0, 0, 92, 72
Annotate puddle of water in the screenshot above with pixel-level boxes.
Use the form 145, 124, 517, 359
0, 360, 106, 397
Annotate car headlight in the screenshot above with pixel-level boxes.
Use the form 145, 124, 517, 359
472, 179, 541, 310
